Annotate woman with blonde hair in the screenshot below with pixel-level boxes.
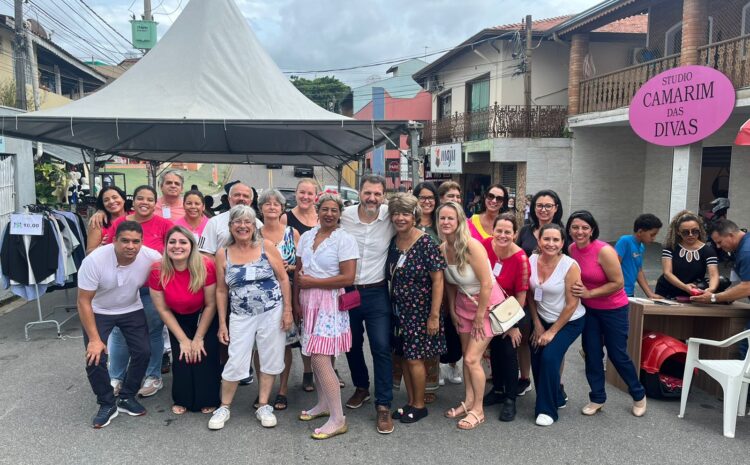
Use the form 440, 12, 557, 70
149, 226, 220, 414
438, 202, 504, 430
655, 210, 719, 299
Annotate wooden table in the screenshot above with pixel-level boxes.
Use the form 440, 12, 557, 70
605, 300, 750, 396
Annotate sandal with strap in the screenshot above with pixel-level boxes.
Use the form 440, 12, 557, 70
457, 411, 485, 430
444, 401, 468, 419
424, 392, 437, 404
171, 405, 187, 415
273, 394, 288, 411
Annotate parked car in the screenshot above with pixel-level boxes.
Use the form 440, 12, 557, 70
277, 188, 297, 209
323, 185, 359, 206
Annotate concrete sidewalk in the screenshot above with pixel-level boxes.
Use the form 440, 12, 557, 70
0, 279, 748, 465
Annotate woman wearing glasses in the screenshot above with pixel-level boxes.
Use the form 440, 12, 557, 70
654, 210, 719, 299
466, 184, 510, 241
515, 189, 566, 397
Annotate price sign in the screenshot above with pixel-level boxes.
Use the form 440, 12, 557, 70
10, 214, 43, 236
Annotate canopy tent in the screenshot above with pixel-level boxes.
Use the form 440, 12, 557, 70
1, 0, 407, 169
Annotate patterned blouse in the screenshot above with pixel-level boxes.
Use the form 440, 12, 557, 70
224, 244, 282, 316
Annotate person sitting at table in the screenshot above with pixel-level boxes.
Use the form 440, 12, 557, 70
655, 210, 719, 299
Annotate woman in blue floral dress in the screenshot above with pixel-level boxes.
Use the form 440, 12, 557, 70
386, 193, 447, 423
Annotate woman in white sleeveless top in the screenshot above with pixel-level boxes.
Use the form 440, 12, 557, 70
527, 224, 585, 427
437, 202, 504, 430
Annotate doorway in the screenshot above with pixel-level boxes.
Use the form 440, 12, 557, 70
699, 146, 731, 216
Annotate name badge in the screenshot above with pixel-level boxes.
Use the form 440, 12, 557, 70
396, 254, 407, 268
162, 206, 171, 219
534, 287, 543, 302
492, 262, 502, 277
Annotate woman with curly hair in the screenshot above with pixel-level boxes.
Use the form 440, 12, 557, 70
655, 210, 719, 299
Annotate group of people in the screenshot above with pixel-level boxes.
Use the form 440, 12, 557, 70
77, 169, 749, 437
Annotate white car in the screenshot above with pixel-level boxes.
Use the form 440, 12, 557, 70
323, 185, 360, 206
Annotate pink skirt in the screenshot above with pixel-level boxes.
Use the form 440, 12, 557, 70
454, 284, 504, 338
300, 288, 352, 357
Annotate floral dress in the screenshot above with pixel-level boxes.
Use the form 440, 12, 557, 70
386, 234, 447, 360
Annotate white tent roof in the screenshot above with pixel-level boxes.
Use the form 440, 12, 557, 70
3, 0, 406, 167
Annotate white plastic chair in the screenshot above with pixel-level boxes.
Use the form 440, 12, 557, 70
678, 329, 750, 438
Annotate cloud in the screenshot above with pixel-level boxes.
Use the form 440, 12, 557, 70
2, 0, 599, 85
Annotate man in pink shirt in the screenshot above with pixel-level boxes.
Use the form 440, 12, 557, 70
155, 170, 185, 222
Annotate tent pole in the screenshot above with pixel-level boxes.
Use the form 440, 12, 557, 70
336, 165, 343, 191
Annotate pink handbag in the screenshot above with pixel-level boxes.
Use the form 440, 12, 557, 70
338, 289, 361, 311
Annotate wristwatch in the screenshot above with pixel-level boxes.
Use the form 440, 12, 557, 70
710, 293, 717, 303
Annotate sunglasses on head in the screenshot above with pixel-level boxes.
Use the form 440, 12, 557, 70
679, 228, 701, 238
486, 193, 505, 202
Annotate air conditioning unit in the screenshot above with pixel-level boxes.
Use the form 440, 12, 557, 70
425, 77, 441, 92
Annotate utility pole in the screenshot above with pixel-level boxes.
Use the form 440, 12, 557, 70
13, 0, 27, 110
524, 14, 533, 136
144, 0, 152, 21
407, 121, 423, 186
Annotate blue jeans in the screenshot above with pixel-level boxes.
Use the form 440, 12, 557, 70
345, 286, 393, 408
582, 305, 645, 403
108, 288, 164, 381
530, 317, 584, 420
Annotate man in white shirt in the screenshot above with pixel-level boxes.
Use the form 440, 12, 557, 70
77, 221, 161, 428
340, 174, 396, 434
200, 182, 263, 255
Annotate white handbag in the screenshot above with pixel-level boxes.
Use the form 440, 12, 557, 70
448, 267, 524, 335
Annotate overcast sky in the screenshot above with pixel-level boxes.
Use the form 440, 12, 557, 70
1, 0, 600, 88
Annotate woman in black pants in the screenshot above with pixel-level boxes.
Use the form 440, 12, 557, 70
482, 213, 529, 421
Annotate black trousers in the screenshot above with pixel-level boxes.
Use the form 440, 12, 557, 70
168, 311, 221, 411
490, 334, 519, 399
83, 309, 150, 407
440, 315, 462, 365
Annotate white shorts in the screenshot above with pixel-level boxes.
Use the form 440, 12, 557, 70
222, 306, 286, 381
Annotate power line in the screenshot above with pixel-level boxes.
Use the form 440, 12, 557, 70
76, 0, 133, 47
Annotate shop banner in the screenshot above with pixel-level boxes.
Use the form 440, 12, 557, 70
429, 143, 462, 174
629, 65, 735, 147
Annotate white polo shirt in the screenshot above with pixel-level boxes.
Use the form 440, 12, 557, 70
77, 244, 161, 315
198, 209, 264, 255
341, 204, 394, 285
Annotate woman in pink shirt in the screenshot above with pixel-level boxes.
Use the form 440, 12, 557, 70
149, 226, 220, 414
86, 186, 127, 255
567, 210, 646, 418
466, 183, 509, 241
174, 190, 209, 240
108, 185, 173, 253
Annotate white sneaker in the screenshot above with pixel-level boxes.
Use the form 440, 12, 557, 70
110, 379, 122, 397
137, 376, 163, 397
448, 363, 463, 384
208, 406, 230, 430
535, 414, 554, 426
438, 364, 448, 386
255, 404, 277, 428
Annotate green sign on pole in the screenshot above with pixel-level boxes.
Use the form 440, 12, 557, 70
131, 20, 158, 49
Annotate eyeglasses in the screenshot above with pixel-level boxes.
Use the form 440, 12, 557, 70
679, 228, 701, 238
535, 203, 556, 211
486, 193, 505, 203
231, 219, 255, 226
418, 196, 435, 202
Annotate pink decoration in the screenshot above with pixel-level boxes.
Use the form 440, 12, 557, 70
629, 65, 735, 147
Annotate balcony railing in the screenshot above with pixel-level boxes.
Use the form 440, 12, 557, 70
421, 104, 568, 146
579, 54, 681, 114
699, 34, 750, 89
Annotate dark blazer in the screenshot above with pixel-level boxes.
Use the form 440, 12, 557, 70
1, 219, 59, 285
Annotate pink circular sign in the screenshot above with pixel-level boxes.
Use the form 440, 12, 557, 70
629, 65, 735, 147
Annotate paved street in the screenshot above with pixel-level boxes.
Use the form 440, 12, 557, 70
0, 245, 748, 464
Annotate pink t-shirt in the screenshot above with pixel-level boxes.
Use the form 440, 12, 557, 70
174, 216, 209, 239
107, 215, 174, 253
148, 257, 216, 315
569, 239, 629, 310
155, 198, 185, 222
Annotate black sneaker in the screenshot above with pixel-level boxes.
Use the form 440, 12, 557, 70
499, 398, 516, 422
483, 390, 506, 406
117, 397, 147, 416
92, 404, 118, 428
239, 367, 255, 386
161, 352, 171, 374
517, 378, 533, 396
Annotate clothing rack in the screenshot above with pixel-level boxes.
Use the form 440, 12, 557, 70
16, 205, 79, 340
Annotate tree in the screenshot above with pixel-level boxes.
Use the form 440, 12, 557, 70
290, 75, 350, 114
